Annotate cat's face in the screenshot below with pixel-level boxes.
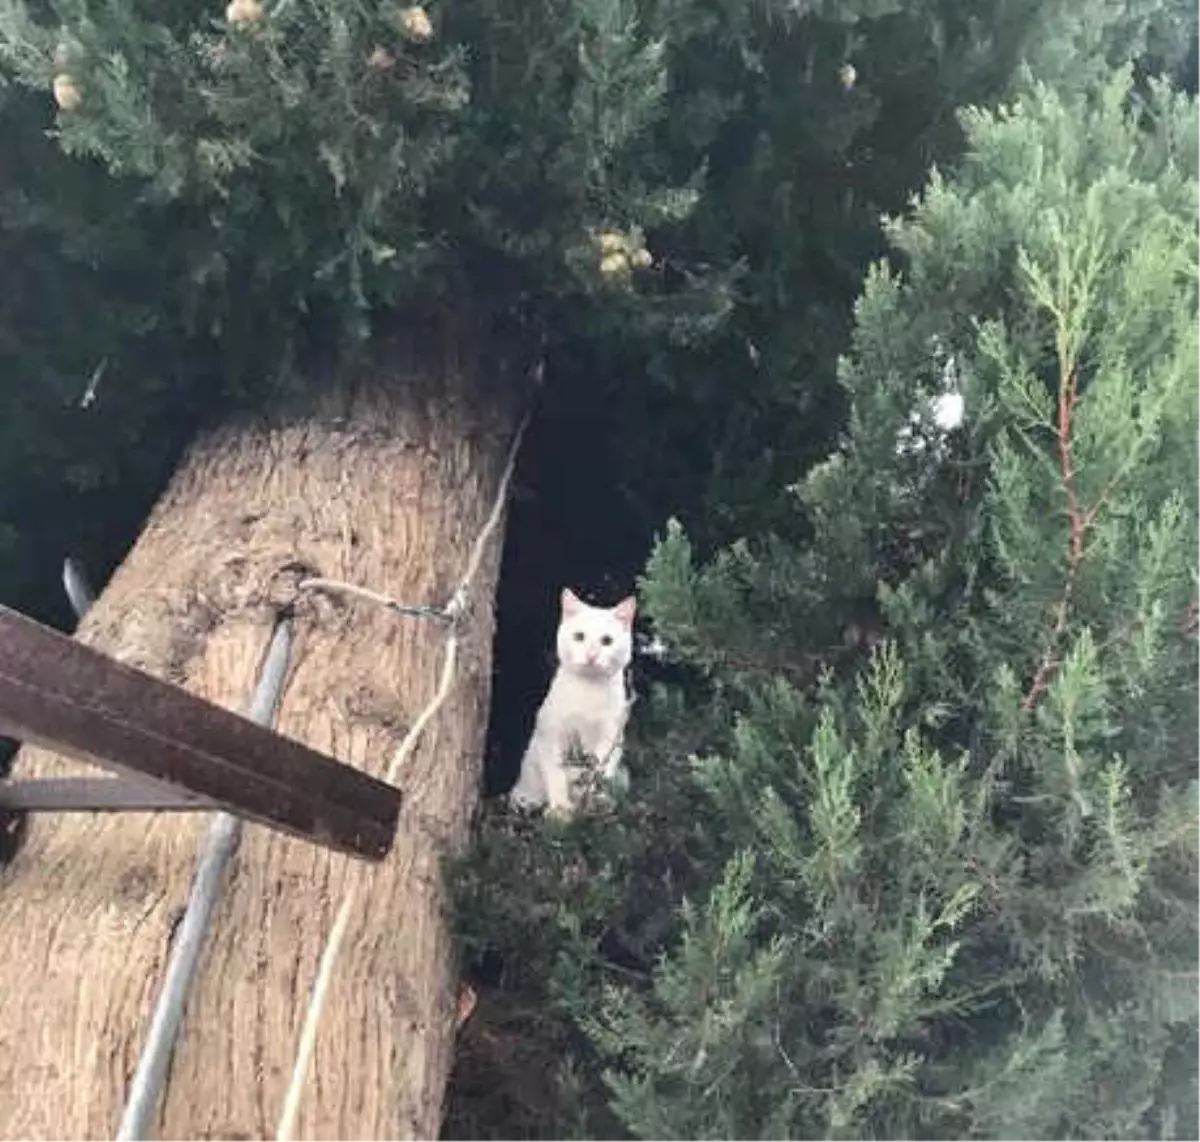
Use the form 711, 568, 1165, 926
555, 588, 635, 679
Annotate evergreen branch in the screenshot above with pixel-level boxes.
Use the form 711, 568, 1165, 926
1057, 364, 1085, 566
1021, 353, 1087, 712
1021, 414, 1185, 716
1020, 566, 1077, 713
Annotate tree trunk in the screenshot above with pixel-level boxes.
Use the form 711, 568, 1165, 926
0, 329, 518, 1140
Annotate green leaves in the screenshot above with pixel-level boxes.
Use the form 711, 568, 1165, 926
589, 851, 792, 1140
0, 0, 721, 407
437, 17, 1198, 1142
584, 65, 1198, 1141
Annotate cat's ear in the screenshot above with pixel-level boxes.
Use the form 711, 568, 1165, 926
612, 596, 636, 629
561, 587, 584, 616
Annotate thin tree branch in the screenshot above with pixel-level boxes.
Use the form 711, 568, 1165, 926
1023, 360, 1087, 712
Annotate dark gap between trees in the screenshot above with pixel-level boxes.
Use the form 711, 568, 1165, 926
481, 374, 658, 800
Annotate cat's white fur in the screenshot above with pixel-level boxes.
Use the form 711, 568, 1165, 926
508, 587, 636, 818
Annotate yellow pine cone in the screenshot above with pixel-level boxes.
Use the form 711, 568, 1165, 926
52, 74, 82, 112
597, 230, 626, 254
226, 0, 265, 27
838, 62, 856, 90
630, 247, 653, 269
399, 5, 433, 41
599, 252, 629, 277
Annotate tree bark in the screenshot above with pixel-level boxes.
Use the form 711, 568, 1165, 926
0, 329, 518, 1139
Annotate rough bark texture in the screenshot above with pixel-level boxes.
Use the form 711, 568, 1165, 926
0, 332, 516, 1139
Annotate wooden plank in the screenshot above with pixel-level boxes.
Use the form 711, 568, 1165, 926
0, 605, 401, 860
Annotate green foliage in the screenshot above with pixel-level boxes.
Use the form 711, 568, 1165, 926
0, 0, 726, 379
618, 71, 1199, 1140
1, 0, 1180, 631
550, 0, 1197, 551
450, 67, 1199, 1140
452, 677, 725, 1001
449, 677, 729, 1137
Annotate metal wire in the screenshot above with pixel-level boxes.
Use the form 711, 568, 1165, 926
116, 619, 294, 1141
297, 576, 452, 623
275, 404, 533, 1141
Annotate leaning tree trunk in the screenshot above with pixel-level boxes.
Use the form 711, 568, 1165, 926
0, 329, 518, 1139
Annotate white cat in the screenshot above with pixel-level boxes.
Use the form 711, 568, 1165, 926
508, 587, 636, 818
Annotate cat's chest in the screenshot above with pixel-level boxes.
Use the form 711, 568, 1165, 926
539, 675, 622, 746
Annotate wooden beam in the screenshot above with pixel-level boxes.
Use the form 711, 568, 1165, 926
0, 605, 401, 860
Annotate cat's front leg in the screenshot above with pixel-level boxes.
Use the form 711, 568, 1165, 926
509, 725, 550, 810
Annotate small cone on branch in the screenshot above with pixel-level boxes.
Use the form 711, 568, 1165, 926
599, 251, 629, 277
597, 230, 627, 254
630, 247, 653, 269
838, 62, 857, 90
52, 74, 82, 112
398, 5, 433, 41
226, 0, 265, 28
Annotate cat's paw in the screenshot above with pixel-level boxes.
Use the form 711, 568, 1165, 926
507, 790, 545, 817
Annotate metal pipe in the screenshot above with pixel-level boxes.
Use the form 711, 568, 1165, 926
62, 557, 95, 621
116, 620, 293, 1141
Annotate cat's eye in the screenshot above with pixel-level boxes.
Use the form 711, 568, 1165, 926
573, 631, 586, 642
600, 635, 613, 647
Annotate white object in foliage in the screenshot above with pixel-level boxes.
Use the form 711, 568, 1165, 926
509, 588, 635, 818
636, 632, 670, 661
895, 338, 967, 458
932, 390, 965, 431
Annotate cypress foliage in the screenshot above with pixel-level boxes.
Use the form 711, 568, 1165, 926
0, 0, 727, 391
452, 65, 1198, 1140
